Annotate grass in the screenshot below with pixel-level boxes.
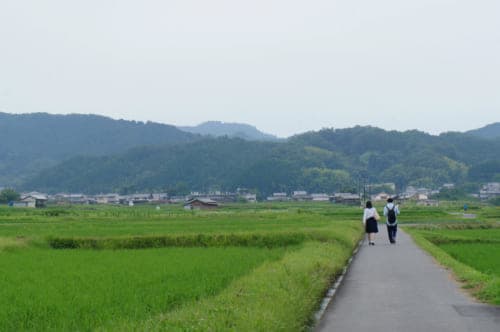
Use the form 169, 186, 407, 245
114, 242, 356, 331
439, 243, 500, 276
0, 204, 357, 240
0, 247, 287, 331
0, 203, 363, 331
0, 236, 27, 251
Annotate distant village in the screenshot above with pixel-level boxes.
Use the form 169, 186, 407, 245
6, 182, 500, 210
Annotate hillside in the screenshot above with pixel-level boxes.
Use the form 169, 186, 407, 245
23, 126, 500, 195
0, 112, 197, 186
467, 123, 500, 139
178, 121, 280, 141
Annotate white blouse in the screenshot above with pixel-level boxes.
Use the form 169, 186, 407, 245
362, 207, 378, 224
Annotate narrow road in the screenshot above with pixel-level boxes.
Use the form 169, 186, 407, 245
316, 225, 500, 332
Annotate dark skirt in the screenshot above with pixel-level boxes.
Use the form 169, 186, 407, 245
365, 217, 379, 233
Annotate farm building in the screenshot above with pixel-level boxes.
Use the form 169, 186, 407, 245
267, 193, 289, 202
331, 193, 361, 206
184, 198, 219, 210
292, 191, 311, 201
14, 194, 48, 208
311, 193, 330, 202
372, 192, 391, 202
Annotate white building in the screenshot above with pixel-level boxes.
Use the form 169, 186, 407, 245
311, 193, 330, 202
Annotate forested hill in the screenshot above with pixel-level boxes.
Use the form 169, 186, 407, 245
23, 126, 500, 195
0, 112, 197, 185
466, 123, 500, 139
178, 121, 280, 141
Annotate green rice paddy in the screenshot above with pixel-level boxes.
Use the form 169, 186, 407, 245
0, 203, 362, 331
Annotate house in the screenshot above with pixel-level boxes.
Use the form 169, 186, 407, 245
239, 193, 257, 203
184, 198, 219, 210
14, 194, 48, 208
479, 182, 500, 200
311, 193, 330, 202
372, 192, 391, 202
189, 191, 238, 203
331, 193, 361, 206
57, 193, 88, 204
267, 193, 289, 201
417, 199, 439, 207
400, 186, 431, 201
95, 194, 120, 204
292, 191, 311, 201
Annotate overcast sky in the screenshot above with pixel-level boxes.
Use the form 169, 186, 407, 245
1, 0, 499, 137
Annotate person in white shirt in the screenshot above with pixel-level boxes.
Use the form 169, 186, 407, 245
362, 200, 379, 245
383, 198, 400, 244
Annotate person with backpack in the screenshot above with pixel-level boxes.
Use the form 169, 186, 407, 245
383, 198, 400, 244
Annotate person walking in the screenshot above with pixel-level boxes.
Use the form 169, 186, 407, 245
363, 201, 379, 245
383, 198, 400, 244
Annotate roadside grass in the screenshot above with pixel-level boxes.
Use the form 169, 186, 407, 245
112, 241, 356, 332
0, 247, 287, 331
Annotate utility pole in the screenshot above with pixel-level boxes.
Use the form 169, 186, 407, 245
363, 178, 367, 204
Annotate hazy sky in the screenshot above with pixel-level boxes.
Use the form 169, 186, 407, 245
1, 0, 499, 137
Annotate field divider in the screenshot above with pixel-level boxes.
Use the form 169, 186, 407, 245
45, 230, 355, 250
109, 239, 362, 331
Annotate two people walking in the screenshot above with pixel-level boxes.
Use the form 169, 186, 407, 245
362, 198, 400, 245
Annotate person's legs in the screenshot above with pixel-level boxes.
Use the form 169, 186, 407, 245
387, 225, 393, 243
368, 232, 375, 245
387, 225, 397, 243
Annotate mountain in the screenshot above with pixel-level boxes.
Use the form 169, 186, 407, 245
23, 126, 500, 195
178, 121, 281, 141
0, 112, 198, 186
466, 123, 500, 139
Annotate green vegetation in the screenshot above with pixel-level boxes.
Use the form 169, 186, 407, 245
0, 203, 363, 331
439, 243, 500, 276
0, 247, 285, 331
0, 112, 196, 186
128, 242, 353, 331
405, 215, 500, 305
0, 188, 20, 203
5, 113, 498, 194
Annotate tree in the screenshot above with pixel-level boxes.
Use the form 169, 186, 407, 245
0, 188, 20, 203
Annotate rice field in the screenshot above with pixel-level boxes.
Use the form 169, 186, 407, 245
0, 203, 362, 331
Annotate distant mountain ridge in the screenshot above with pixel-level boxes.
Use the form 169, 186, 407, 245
24, 126, 500, 195
466, 123, 500, 139
0, 112, 198, 186
178, 121, 281, 141
2, 112, 500, 194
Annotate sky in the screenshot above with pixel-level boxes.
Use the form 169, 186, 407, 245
0, 0, 499, 138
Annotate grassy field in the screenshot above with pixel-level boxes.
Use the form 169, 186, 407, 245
0, 247, 286, 331
0, 203, 363, 331
439, 243, 500, 276
2, 202, 498, 330
404, 210, 500, 305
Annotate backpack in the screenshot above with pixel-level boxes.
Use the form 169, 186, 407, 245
387, 206, 397, 224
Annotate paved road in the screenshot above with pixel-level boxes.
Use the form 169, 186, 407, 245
316, 225, 500, 332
